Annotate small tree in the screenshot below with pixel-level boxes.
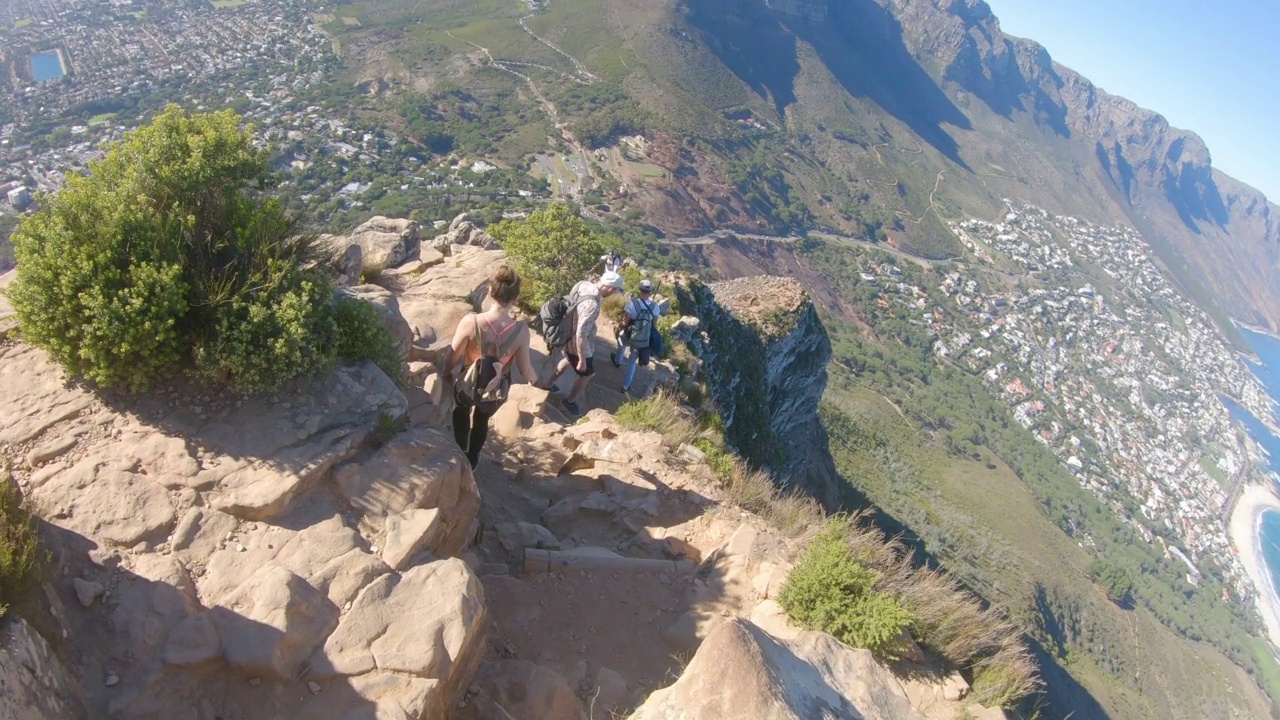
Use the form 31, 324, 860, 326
490, 203, 605, 306
4, 105, 397, 392
1088, 558, 1133, 606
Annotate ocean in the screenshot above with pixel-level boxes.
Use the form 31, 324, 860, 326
1235, 326, 1280, 600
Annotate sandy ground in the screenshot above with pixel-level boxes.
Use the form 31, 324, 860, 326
1230, 483, 1280, 647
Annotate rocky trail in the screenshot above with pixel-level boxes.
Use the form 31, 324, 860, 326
0, 217, 1005, 720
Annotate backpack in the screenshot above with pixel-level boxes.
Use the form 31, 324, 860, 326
628, 299, 656, 350
538, 289, 588, 349
454, 316, 524, 413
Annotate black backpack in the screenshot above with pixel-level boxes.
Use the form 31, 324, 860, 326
538, 289, 588, 349
454, 316, 524, 413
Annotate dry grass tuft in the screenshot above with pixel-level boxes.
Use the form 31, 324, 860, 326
817, 513, 1043, 707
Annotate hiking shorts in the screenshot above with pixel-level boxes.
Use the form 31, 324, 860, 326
565, 351, 595, 377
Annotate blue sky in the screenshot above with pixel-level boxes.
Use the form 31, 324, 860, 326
985, 0, 1280, 202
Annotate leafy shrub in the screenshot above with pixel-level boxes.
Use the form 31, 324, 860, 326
195, 275, 336, 392
0, 470, 42, 619
490, 203, 605, 307
692, 437, 735, 482
7, 105, 339, 393
778, 519, 914, 658
333, 297, 404, 386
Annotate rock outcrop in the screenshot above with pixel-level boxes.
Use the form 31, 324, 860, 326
680, 275, 845, 508
0, 224, 999, 720
0, 616, 83, 720
631, 618, 928, 720
351, 216, 421, 273
429, 213, 500, 254
0, 328, 484, 719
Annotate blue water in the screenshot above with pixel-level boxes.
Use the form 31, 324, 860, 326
30, 51, 64, 82
1233, 326, 1280, 599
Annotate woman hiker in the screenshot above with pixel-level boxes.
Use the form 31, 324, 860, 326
442, 265, 540, 468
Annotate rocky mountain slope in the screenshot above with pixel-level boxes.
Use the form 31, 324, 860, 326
380, 0, 1279, 335
0, 230, 1008, 719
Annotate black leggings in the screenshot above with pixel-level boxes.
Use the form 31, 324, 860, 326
452, 404, 495, 469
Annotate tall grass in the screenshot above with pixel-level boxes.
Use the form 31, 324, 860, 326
824, 513, 1043, 708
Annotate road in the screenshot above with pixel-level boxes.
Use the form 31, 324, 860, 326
659, 228, 958, 269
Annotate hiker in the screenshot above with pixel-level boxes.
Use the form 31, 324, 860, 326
611, 278, 664, 394
602, 248, 623, 274
545, 270, 626, 416
442, 265, 540, 469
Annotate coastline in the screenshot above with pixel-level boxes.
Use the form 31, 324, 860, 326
1229, 483, 1280, 649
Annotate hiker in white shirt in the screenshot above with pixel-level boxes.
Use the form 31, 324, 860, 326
546, 271, 626, 416
610, 279, 663, 394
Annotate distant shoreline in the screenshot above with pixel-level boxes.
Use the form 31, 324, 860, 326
1229, 483, 1280, 651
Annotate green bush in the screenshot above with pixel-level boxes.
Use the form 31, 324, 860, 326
7, 105, 340, 393
778, 520, 914, 658
490, 203, 605, 307
0, 471, 41, 619
333, 297, 404, 386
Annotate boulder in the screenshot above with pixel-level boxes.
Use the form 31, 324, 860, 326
497, 521, 560, 554
632, 618, 928, 720
163, 612, 222, 668
590, 666, 630, 720
381, 507, 444, 571
469, 660, 588, 720
352, 216, 420, 272
396, 245, 505, 345
109, 555, 202, 664
333, 428, 479, 558
310, 558, 486, 710
336, 284, 414, 360
212, 565, 340, 680
316, 233, 363, 285
428, 213, 498, 252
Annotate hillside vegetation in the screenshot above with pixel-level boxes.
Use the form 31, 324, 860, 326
6, 107, 400, 392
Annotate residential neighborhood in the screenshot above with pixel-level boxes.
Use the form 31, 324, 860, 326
931, 204, 1272, 599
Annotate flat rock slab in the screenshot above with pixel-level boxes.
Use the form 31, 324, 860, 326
28, 457, 175, 547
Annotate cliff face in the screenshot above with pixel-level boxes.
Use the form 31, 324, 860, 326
882, 0, 1280, 331
683, 276, 845, 508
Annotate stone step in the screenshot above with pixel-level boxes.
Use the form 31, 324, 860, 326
522, 548, 694, 578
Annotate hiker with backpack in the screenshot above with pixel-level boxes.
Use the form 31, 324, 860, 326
541, 270, 626, 416
442, 265, 540, 469
611, 278, 664, 394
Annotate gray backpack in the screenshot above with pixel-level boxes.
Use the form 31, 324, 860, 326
538, 290, 588, 349
628, 299, 656, 349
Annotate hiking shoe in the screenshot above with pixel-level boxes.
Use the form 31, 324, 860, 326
561, 398, 583, 417
549, 383, 562, 394
610, 352, 622, 368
